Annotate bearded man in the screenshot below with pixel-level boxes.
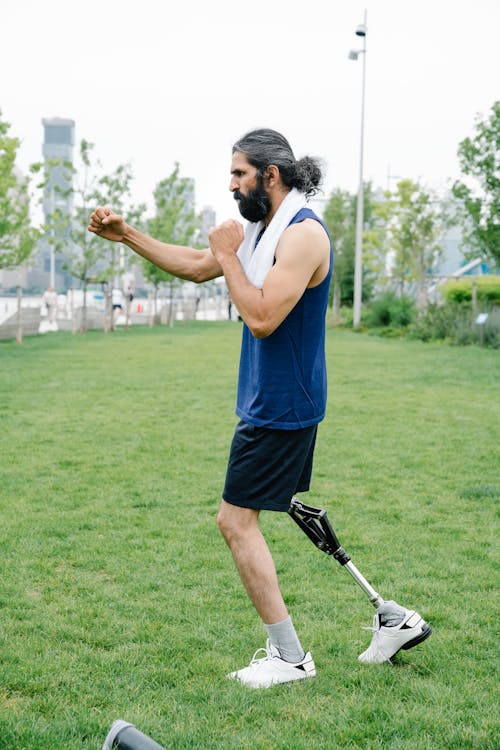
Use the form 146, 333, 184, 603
88, 128, 430, 687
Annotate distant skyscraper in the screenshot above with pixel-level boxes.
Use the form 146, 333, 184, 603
42, 117, 75, 227
28, 118, 76, 290
181, 177, 195, 214
199, 205, 216, 246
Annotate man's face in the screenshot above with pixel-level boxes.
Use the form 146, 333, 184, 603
230, 152, 271, 223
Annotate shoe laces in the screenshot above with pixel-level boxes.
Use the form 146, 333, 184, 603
362, 613, 380, 634
360, 615, 395, 664
249, 640, 277, 666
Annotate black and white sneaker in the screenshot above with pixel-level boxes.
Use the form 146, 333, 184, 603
358, 607, 432, 664
228, 640, 316, 688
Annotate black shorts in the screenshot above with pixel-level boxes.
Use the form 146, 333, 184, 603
222, 420, 318, 512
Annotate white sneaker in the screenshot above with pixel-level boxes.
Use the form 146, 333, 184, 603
358, 608, 432, 664
228, 640, 316, 688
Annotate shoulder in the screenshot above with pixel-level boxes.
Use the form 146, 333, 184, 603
277, 218, 330, 258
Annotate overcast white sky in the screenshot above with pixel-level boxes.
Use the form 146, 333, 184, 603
2, 0, 499, 225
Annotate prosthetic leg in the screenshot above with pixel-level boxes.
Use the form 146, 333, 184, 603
288, 497, 384, 607
288, 497, 432, 662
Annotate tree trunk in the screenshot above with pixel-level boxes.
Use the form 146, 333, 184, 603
81, 281, 88, 334
70, 288, 77, 335
415, 275, 428, 310
161, 297, 168, 325
148, 291, 155, 327
168, 282, 175, 327
103, 288, 112, 333
125, 295, 131, 331
16, 285, 22, 345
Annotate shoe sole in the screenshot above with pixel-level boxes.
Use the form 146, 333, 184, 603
398, 622, 432, 654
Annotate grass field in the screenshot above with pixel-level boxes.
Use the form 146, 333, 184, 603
0, 323, 498, 749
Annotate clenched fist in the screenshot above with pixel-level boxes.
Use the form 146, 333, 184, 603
88, 207, 127, 243
208, 220, 244, 264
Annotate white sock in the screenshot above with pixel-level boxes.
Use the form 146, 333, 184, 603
264, 615, 305, 663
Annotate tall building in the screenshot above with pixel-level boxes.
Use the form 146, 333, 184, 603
28, 118, 75, 291
199, 205, 216, 246
42, 117, 75, 224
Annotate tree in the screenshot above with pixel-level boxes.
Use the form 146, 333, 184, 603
379, 180, 448, 306
92, 159, 145, 329
0, 114, 38, 273
323, 188, 354, 314
141, 258, 176, 326
142, 163, 200, 326
43, 140, 144, 333
0, 113, 39, 343
452, 101, 500, 267
322, 183, 378, 315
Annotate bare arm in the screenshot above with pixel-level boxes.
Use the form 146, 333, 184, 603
88, 207, 222, 283
209, 218, 330, 338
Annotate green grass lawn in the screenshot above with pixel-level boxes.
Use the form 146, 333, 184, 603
0, 323, 498, 749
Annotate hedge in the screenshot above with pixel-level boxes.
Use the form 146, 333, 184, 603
441, 276, 500, 304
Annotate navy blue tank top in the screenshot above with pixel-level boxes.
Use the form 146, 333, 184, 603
236, 207, 333, 429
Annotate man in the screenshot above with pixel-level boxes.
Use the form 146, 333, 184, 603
88, 128, 430, 687
42, 286, 58, 326
111, 286, 124, 325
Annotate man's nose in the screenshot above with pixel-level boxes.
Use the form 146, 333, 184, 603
229, 176, 239, 192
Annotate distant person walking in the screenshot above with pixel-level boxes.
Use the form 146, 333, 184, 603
43, 286, 57, 325
112, 287, 124, 325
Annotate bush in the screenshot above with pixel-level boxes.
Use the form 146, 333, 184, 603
482, 308, 500, 348
441, 276, 500, 304
409, 302, 500, 348
366, 291, 415, 329
328, 306, 361, 329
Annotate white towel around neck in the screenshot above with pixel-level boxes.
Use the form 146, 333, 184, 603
236, 188, 308, 288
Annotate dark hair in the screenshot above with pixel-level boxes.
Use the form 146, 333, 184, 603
232, 128, 323, 198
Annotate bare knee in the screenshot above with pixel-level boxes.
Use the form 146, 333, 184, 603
216, 501, 237, 543
217, 499, 258, 546
216, 504, 228, 537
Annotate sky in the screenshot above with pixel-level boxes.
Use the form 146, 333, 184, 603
2, 0, 499, 226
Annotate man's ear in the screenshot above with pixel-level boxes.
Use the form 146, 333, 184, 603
263, 164, 280, 187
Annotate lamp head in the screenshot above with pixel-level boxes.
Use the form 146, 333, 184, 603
356, 23, 367, 36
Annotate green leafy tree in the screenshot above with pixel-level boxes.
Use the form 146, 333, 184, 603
452, 101, 500, 266
322, 183, 378, 314
323, 188, 354, 314
33, 156, 73, 285
142, 163, 200, 326
378, 179, 448, 306
43, 140, 144, 332
93, 159, 145, 326
0, 113, 39, 343
0, 113, 38, 272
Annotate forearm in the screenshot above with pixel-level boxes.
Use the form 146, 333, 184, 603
122, 224, 222, 283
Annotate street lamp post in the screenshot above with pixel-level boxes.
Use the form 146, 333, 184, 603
349, 11, 367, 327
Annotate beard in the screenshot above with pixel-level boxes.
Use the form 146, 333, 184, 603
233, 177, 272, 223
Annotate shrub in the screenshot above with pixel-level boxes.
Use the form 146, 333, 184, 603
441, 276, 500, 304
482, 307, 500, 348
366, 291, 415, 329
328, 306, 369, 331
409, 301, 500, 348
408, 302, 452, 342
